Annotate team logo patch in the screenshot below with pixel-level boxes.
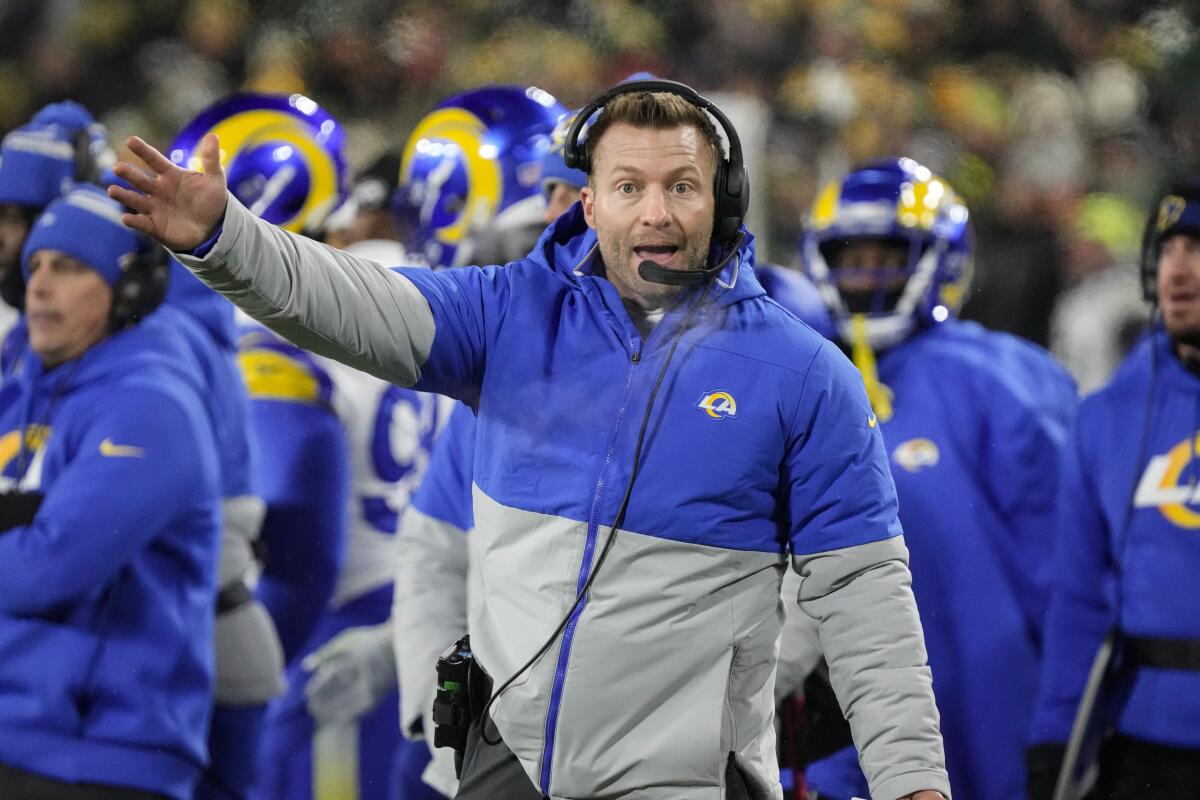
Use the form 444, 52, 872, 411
1134, 432, 1200, 528
697, 390, 737, 420
892, 438, 939, 472
1158, 195, 1188, 233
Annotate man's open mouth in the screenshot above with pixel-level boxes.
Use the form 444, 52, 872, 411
634, 244, 679, 266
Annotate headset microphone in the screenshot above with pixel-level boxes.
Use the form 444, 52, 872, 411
637, 230, 746, 286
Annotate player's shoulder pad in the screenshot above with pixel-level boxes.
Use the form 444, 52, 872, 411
236, 327, 333, 406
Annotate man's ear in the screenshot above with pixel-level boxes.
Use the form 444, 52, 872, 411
580, 185, 596, 231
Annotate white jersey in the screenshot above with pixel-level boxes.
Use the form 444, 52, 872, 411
319, 351, 451, 607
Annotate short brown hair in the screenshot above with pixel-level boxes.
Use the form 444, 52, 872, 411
584, 91, 725, 182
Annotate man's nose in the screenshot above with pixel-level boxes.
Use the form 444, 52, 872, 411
638, 185, 670, 227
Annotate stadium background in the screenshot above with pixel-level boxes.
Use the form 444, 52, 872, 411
2, 0, 1197, 362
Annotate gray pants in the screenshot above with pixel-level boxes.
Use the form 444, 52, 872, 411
452, 718, 757, 800
454, 718, 542, 800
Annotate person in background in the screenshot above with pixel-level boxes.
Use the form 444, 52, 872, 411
1028, 179, 1200, 799
324, 151, 404, 250
0, 185, 221, 799
786, 157, 1075, 800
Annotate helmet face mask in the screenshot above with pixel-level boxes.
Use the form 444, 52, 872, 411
393, 86, 566, 268
801, 158, 973, 350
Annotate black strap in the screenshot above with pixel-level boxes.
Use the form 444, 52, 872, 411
1124, 635, 1200, 672
215, 580, 253, 615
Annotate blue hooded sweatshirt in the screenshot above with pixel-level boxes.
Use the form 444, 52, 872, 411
0, 317, 221, 798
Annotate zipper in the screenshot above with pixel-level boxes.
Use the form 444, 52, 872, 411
539, 333, 642, 794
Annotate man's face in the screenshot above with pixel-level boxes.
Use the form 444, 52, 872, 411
25, 249, 113, 367
1158, 232, 1200, 345
826, 238, 910, 313
544, 181, 582, 224
0, 204, 30, 279
580, 123, 715, 310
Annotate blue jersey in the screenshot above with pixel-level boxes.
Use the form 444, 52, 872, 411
1032, 329, 1200, 749
238, 324, 349, 662
869, 319, 1075, 800
0, 317, 221, 799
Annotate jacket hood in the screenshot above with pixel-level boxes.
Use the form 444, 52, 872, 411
532, 202, 766, 308
18, 308, 201, 398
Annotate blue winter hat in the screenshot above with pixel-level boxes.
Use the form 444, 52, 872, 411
541, 108, 588, 194
0, 101, 112, 209
21, 184, 143, 288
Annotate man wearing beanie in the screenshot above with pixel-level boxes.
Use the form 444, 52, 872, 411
1028, 179, 1200, 799
0, 101, 113, 329
0, 184, 222, 799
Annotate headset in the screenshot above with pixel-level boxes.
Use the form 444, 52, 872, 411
563, 78, 749, 286
110, 238, 170, 329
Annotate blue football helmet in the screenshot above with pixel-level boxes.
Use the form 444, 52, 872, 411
168, 93, 349, 235
800, 157, 973, 349
392, 85, 565, 267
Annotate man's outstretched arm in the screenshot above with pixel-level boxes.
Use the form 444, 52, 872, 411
109, 134, 437, 388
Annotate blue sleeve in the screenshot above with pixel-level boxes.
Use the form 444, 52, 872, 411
979, 367, 1076, 641
786, 343, 903, 555
1029, 415, 1117, 744
410, 401, 476, 532
395, 265, 513, 407
0, 387, 217, 614
251, 399, 349, 663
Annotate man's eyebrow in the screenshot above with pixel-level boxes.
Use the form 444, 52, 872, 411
607, 163, 705, 180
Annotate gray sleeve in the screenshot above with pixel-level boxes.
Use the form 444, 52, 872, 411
392, 505, 469, 742
792, 535, 951, 800
173, 193, 435, 387
775, 568, 823, 703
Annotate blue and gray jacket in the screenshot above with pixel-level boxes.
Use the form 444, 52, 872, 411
0, 315, 221, 798
179, 195, 949, 800
1032, 329, 1200, 750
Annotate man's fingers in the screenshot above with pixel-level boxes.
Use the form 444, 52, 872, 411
111, 161, 157, 193
119, 212, 156, 236
198, 133, 224, 177
107, 184, 153, 214
125, 135, 176, 174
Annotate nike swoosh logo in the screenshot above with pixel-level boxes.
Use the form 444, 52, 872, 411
868, 414, 878, 429
100, 438, 144, 458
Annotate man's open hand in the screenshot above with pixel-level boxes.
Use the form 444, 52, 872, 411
107, 133, 228, 251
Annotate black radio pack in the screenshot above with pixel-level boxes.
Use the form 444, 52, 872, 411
432, 635, 484, 776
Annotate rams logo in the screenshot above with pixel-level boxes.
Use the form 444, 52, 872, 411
697, 391, 737, 420
1134, 432, 1200, 528
0, 425, 51, 490
1157, 195, 1188, 234
893, 438, 939, 472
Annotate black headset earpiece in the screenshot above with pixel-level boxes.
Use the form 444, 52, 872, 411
563, 78, 749, 251
111, 239, 170, 329
71, 127, 100, 185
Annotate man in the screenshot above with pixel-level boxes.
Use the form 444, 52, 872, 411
111, 83, 948, 800
0, 185, 221, 798
785, 159, 1076, 800
0, 101, 116, 360
1027, 180, 1200, 798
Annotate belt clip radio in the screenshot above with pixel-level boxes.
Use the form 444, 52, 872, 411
433, 635, 475, 773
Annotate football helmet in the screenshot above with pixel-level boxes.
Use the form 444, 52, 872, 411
392, 85, 565, 267
800, 157, 973, 351
168, 92, 348, 235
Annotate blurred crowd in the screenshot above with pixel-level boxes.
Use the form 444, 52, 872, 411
2, 0, 1197, 387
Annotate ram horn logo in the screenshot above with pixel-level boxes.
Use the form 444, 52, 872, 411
697, 391, 738, 420
893, 438, 940, 472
